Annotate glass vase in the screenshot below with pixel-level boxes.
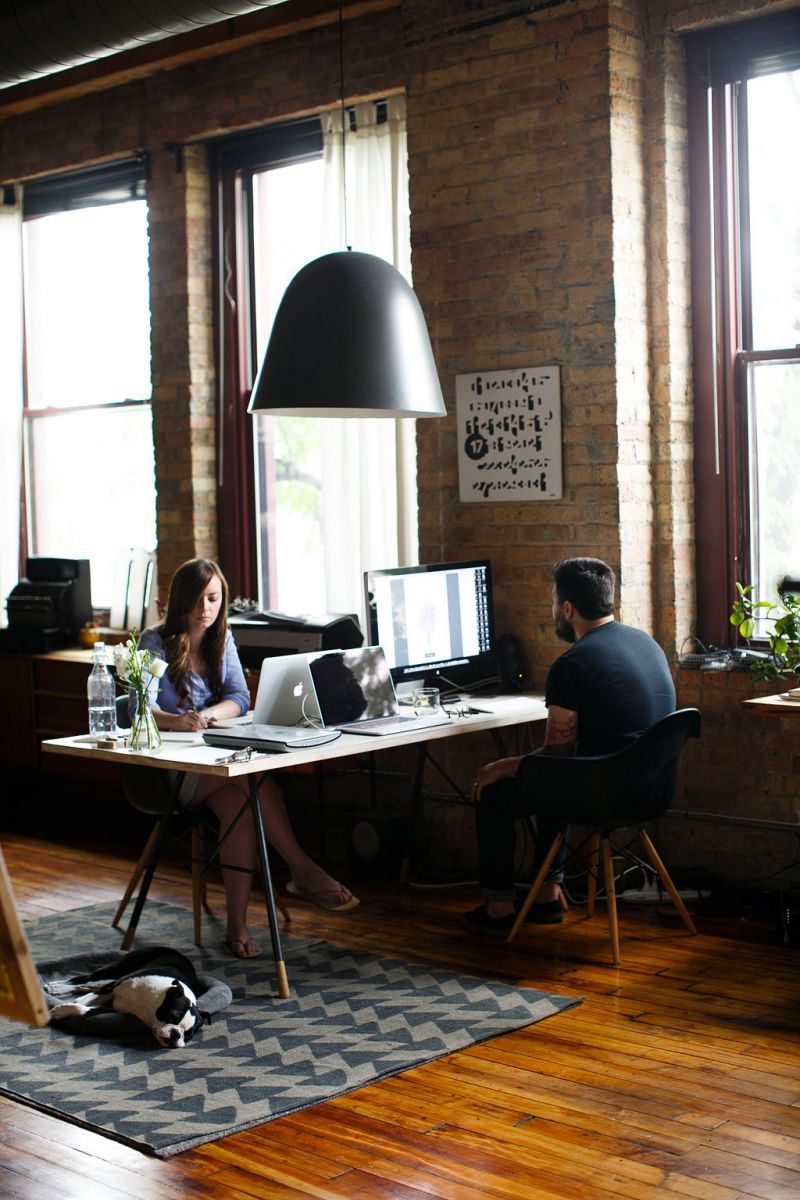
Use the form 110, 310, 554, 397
130, 694, 162, 751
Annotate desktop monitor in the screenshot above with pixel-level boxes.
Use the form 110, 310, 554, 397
364, 559, 496, 695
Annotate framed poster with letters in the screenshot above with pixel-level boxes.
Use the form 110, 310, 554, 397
456, 366, 562, 503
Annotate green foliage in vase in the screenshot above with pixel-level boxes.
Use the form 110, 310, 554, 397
730, 581, 800, 683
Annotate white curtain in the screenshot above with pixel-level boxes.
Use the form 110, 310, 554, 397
0, 188, 24, 625
320, 95, 418, 620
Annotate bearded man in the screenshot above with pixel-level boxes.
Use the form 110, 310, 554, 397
463, 557, 675, 936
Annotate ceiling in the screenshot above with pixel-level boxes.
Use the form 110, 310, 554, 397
0, 1, 293, 91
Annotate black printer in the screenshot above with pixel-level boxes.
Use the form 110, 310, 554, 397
1, 558, 92, 652
228, 604, 362, 669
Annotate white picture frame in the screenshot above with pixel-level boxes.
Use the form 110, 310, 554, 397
456, 366, 562, 503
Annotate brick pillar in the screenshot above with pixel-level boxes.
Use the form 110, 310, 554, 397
644, 27, 695, 654
147, 143, 217, 596
609, 0, 653, 632
406, 0, 623, 686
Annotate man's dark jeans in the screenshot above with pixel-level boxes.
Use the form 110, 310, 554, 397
475, 755, 606, 901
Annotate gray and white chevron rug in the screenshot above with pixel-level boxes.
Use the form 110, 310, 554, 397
1, 901, 580, 1157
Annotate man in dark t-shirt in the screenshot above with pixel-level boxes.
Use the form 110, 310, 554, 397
463, 557, 675, 937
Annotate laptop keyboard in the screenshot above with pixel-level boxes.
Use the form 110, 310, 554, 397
338, 715, 415, 732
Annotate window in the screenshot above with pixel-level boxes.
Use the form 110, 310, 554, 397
687, 16, 800, 642
22, 157, 156, 609
213, 100, 416, 619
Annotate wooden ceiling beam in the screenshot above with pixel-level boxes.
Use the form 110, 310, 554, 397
0, 0, 398, 121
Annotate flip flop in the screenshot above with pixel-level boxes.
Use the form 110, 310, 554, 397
223, 936, 262, 958
286, 881, 360, 912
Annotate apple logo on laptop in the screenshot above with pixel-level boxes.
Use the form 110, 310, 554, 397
292, 681, 305, 698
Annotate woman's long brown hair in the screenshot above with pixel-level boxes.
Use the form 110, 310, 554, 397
158, 558, 230, 706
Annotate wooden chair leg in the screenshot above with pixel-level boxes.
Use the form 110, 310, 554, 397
112, 823, 158, 929
586, 830, 601, 917
602, 836, 620, 965
507, 833, 564, 944
558, 887, 569, 912
191, 826, 205, 945
638, 828, 697, 935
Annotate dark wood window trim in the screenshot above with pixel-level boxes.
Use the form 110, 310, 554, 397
210, 117, 323, 601
686, 12, 800, 645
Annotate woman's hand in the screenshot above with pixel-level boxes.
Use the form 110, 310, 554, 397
470, 756, 523, 802
154, 709, 208, 732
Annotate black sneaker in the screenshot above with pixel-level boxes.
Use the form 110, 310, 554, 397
462, 904, 515, 937
519, 899, 564, 925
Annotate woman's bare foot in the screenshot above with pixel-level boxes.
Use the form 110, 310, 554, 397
224, 926, 262, 957
287, 870, 359, 912
292, 866, 355, 906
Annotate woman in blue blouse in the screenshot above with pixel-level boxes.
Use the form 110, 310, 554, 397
139, 557, 358, 957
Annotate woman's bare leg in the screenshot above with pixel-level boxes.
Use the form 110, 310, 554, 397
193, 775, 355, 955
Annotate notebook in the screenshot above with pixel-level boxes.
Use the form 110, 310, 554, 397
307, 646, 451, 737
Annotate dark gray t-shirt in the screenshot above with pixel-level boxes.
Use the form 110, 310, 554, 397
544, 621, 675, 755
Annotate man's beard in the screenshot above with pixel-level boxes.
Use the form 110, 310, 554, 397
554, 613, 576, 643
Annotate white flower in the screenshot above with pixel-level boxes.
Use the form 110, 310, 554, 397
113, 631, 160, 693
113, 643, 130, 678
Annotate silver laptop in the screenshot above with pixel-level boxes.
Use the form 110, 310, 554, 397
307, 645, 450, 737
225, 653, 320, 728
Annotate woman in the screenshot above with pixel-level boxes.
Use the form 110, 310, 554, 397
137, 557, 358, 958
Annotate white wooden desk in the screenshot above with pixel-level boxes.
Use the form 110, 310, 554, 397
742, 692, 800, 715
42, 693, 547, 997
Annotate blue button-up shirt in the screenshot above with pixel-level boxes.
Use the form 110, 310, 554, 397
131, 627, 250, 717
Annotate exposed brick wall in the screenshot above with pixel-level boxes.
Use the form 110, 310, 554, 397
0, 7, 405, 603
406, 2, 623, 688
643, 26, 695, 652
147, 144, 217, 585
2, 0, 798, 887
664, 668, 800, 887
609, 1, 653, 631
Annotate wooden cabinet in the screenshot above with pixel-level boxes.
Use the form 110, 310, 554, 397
0, 649, 260, 778
0, 648, 108, 777
0, 655, 37, 769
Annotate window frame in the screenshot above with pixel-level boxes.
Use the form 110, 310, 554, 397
687, 14, 800, 645
20, 157, 153, 606
210, 117, 324, 602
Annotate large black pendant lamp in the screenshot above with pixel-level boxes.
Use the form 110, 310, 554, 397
247, 249, 446, 418
247, 3, 445, 420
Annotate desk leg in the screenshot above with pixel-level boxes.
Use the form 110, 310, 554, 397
121, 772, 183, 951
401, 743, 429, 884
249, 775, 290, 999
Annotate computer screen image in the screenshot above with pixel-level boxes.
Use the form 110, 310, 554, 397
364, 560, 496, 693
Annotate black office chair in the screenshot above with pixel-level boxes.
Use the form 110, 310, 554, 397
507, 708, 701, 964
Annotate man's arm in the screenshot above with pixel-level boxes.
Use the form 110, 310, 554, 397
538, 703, 578, 757
471, 703, 579, 800
471, 755, 524, 802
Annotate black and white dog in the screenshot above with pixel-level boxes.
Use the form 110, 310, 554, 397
48, 946, 211, 1048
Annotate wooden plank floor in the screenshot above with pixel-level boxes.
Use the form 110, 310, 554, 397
1, 827, 798, 1200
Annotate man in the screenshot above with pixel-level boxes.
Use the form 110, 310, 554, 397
463, 557, 675, 936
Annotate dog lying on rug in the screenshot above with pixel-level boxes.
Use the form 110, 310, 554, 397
48, 945, 211, 1048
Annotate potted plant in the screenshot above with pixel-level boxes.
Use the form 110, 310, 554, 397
730, 580, 800, 685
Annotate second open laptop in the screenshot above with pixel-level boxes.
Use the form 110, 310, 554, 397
307, 645, 451, 737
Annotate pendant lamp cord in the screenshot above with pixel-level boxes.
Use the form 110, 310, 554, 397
338, 0, 351, 250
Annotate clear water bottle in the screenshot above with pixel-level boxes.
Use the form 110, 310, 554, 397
87, 642, 117, 735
